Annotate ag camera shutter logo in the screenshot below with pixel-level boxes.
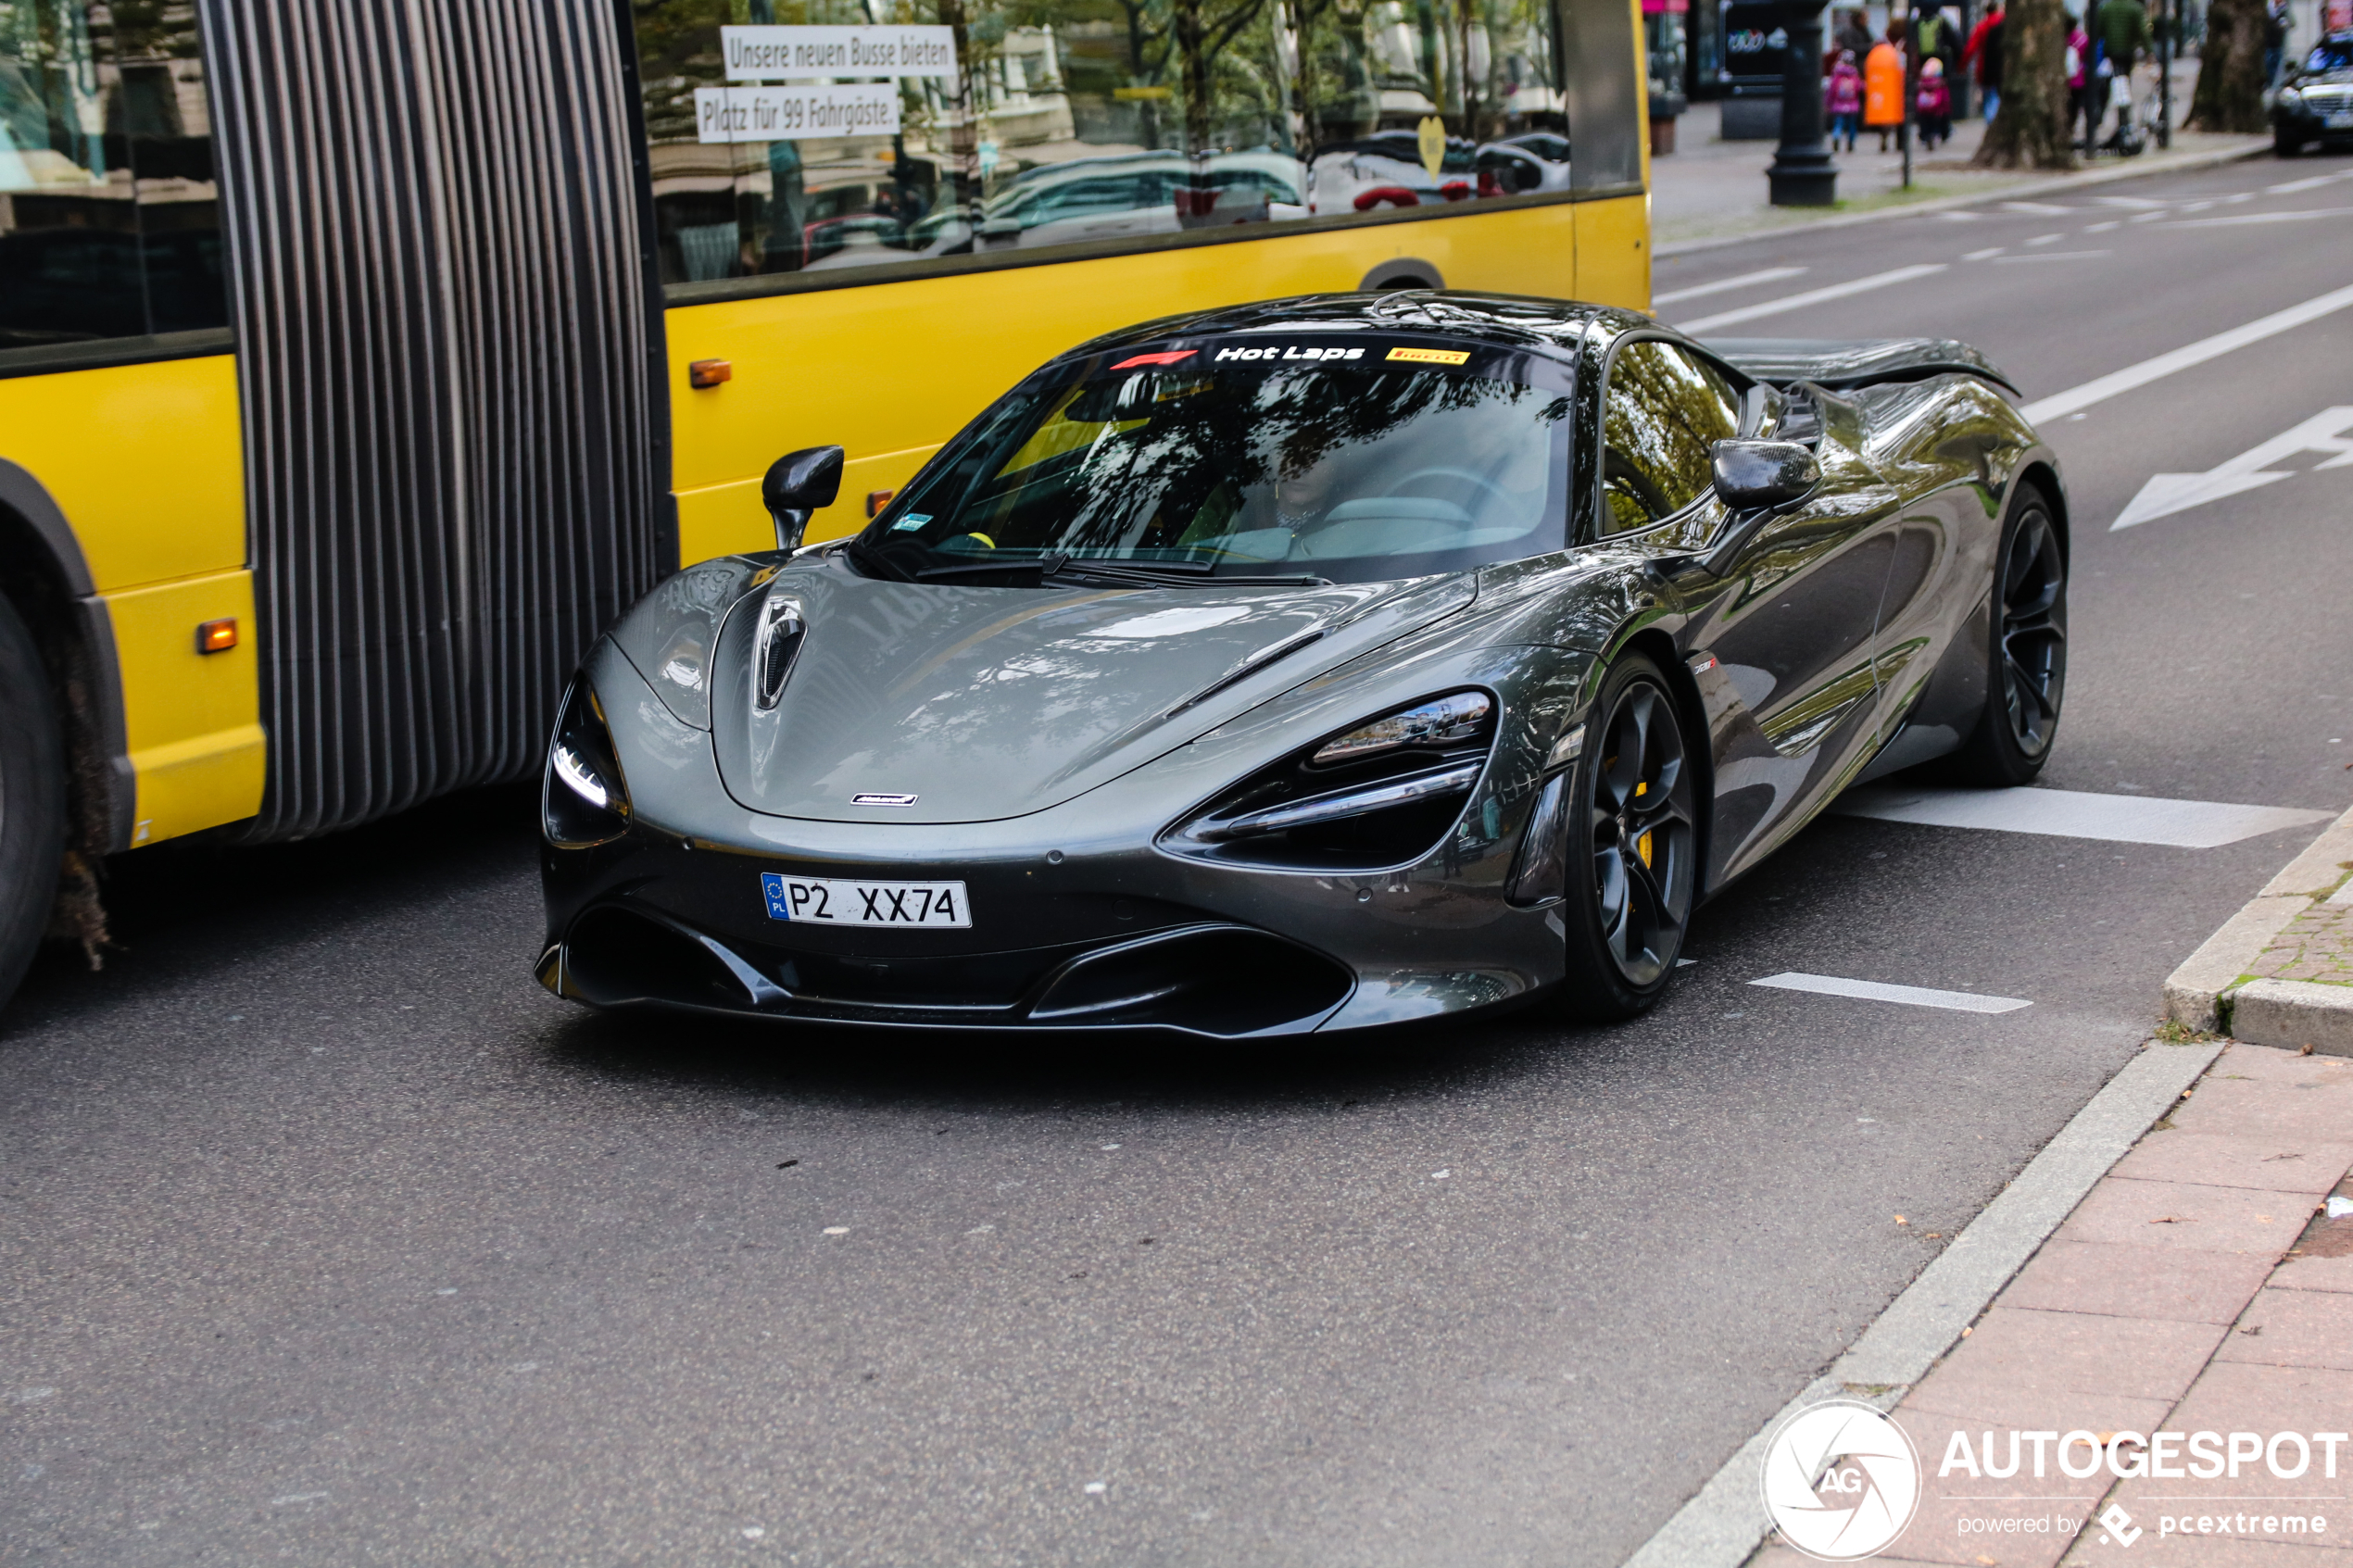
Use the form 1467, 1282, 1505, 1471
1761, 1399, 1922, 1561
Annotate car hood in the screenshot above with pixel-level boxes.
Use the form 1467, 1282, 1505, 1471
709, 566, 1478, 824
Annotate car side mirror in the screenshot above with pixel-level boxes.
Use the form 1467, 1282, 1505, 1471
762, 445, 845, 552
1710, 439, 1820, 513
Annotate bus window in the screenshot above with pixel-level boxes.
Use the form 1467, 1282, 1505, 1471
0, 0, 226, 357
629, 0, 1575, 288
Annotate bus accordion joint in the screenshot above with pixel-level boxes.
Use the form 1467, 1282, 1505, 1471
688, 359, 733, 389
195, 619, 238, 655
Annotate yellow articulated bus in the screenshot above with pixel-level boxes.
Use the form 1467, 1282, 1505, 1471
0, 0, 1652, 1005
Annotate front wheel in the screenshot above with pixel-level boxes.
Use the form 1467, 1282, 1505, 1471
0, 593, 65, 1016
1543, 652, 1699, 1023
1948, 488, 2068, 785
2275, 128, 2307, 157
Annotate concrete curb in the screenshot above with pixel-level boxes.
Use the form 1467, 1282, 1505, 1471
1617, 1036, 2223, 1568
1654, 136, 2272, 259
2161, 802, 2353, 1039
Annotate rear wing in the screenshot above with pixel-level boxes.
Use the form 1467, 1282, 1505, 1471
1700, 337, 2020, 395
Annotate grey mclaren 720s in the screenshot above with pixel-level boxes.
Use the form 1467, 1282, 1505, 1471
537, 292, 2068, 1035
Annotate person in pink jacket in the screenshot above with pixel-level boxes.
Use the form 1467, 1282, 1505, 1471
1826, 50, 1864, 150
2066, 17, 2095, 148
1915, 56, 1954, 147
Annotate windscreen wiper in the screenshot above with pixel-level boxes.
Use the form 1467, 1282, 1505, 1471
1038, 553, 1330, 589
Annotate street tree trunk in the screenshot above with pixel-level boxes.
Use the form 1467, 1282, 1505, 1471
1976, 0, 2077, 167
2188, 0, 2269, 131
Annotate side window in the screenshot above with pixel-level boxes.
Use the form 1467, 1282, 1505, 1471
0, 0, 227, 358
1600, 339, 1743, 535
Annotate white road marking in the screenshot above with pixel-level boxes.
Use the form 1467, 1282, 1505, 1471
1937, 210, 1984, 221
2113, 406, 2353, 529
2128, 209, 2169, 222
2268, 173, 2340, 194
1836, 785, 2332, 847
2094, 194, 2170, 208
1652, 266, 1809, 306
1677, 263, 1949, 332
1993, 250, 2113, 263
2085, 220, 2122, 232
2000, 200, 2075, 213
2162, 207, 2353, 227
1751, 972, 2032, 1013
1962, 245, 2007, 259
2026, 232, 2064, 245
2019, 281, 2353, 423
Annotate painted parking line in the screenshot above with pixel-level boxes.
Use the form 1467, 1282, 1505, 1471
1836, 785, 2331, 848
1653, 267, 1808, 307
1676, 264, 1948, 333
2019, 281, 2353, 423
1751, 972, 2032, 1013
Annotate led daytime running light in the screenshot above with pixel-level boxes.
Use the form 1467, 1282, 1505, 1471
1311, 691, 1491, 766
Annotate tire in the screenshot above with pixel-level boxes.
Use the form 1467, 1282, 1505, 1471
2275, 128, 2306, 157
1947, 487, 2067, 786
1543, 651, 1699, 1023
0, 593, 65, 1015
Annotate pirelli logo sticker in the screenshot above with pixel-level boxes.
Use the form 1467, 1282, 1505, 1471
1386, 346, 1471, 365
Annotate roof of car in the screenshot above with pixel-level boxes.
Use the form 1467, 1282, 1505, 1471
1060, 291, 1647, 367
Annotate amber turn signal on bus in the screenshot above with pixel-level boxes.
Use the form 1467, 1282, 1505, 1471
196, 618, 238, 655
688, 358, 732, 389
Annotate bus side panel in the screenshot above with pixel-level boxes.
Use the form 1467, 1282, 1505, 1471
1574, 194, 1653, 316
665, 204, 1592, 561
105, 570, 267, 846
0, 357, 244, 593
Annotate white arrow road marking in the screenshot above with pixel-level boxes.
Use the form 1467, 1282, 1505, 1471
2112, 407, 2353, 530
2020, 282, 2353, 423
1751, 973, 2031, 1013
1836, 785, 2331, 847
1653, 267, 1807, 306
1677, 264, 1948, 332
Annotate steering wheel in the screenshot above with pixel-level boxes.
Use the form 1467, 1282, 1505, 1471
1381, 465, 1513, 519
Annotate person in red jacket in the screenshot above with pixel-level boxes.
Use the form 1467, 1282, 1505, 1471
1964, 0, 2007, 119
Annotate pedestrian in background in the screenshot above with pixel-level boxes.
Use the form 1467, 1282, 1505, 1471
1965, 0, 2007, 119
2266, 0, 2292, 86
2092, 0, 2149, 143
1915, 56, 1955, 146
1913, 6, 1962, 90
1839, 6, 1876, 60
1828, 48, 1864, 149
1866, 25, 1908, 150
2066, 8, 2096, 148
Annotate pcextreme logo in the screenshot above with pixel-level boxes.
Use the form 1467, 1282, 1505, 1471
1761, 1400, 1922, 1562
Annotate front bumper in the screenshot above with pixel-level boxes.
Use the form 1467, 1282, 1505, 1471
538, 640, 1582, 1037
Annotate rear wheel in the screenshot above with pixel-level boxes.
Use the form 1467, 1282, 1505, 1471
1948, 488, 2067, 785
1546, 652, 1698, 1023
0, 593, 65, 1016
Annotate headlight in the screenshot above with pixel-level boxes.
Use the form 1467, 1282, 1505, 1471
544, 679, 631, 847
1310, 692, 1491, 765
2281, 86, 2303, 107
1162, 689, 1497, 871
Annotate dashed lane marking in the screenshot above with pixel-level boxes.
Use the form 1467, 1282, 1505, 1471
2093, 194, 2169, 208
2018, 280, 2353, 424
2000, 200, 2075, 213
1962, 246, 2007, 259
1993, 250, 2113, 263
1750, 972, 2032, 1013
2268, 173, 2345, 194
1836, 785, 2331, 848
1676, 263, 1948, 332
1652, 266, 1809, 307
2162, 207, 2353, 227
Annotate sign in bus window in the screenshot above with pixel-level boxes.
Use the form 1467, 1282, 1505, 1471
628, 0, 1572, 287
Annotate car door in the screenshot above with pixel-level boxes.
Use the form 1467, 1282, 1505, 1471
1594, 340, 1901, 885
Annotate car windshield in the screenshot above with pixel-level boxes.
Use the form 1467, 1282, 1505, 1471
852, 342, 1572, 587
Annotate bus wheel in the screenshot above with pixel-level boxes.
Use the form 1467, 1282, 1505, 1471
0, 593, 66, 1014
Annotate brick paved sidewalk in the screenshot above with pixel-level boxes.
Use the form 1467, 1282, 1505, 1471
1755, 1043, 2353, 1567
2246, 867, 2353, 989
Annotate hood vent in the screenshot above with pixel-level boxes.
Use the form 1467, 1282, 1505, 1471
752, 596, 807, 711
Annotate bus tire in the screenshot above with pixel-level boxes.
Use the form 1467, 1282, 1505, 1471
0, 592, 66, 1015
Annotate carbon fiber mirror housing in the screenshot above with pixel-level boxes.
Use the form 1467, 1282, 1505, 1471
1710, 439, 1820, 512
762, 445, 845, 551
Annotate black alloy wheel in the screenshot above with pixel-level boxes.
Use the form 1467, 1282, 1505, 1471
1951, 489, 2067, 785
1548, 651, 1698, 1022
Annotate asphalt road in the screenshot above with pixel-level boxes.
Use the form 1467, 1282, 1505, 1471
7, 150, 2353, 1567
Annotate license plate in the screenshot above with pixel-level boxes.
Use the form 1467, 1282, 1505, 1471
760, 872, 971, 928
2327, 111, 2353, 128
